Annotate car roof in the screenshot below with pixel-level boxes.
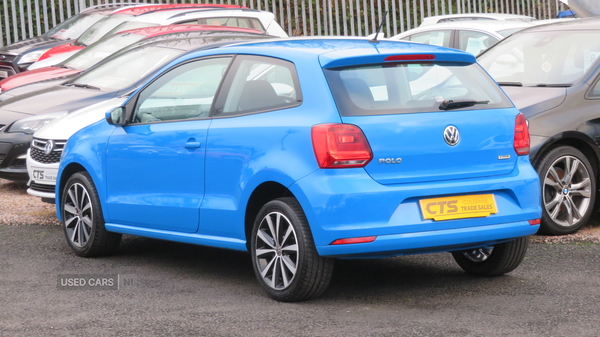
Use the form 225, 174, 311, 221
173, 37, 476, 68
119, 7, 265, 24
116, 24, 264, 37
112, 4, 244, 16
514, 16, 600, 33
420, 13, 536, 26
393, 20, 536, 39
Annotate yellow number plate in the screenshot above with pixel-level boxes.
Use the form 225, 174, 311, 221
419, 194, 498, 221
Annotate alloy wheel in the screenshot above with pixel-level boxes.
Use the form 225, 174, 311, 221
63, 182, 93, 248
543, 155, 592, 228
254, 211, 299, 290
462, 248, 492, 263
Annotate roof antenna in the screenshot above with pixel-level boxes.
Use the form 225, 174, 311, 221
369, 11, 388, 44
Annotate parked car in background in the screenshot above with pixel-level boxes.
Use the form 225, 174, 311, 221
391, 21, 534, 55
478, 17, 600, 235
561, 0, 600, 18
56, 37, 541, 301
419, 13, 536, 27
36, 5, 286, 63
0, 32, 271, 182
0, 4, 133, 80
0, 25, 265, 92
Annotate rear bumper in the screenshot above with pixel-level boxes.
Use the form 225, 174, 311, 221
291, 156, 541, 258
317, 221, 538, 258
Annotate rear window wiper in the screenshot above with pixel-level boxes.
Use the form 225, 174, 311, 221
533, 83, 572, 87
63, 83, 101, 90
439, 99, 489, 110
497, 82, 523, 87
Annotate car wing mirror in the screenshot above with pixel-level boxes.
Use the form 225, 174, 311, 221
105, 107, 126, 126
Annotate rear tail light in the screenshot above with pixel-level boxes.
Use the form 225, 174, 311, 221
311, 123, 373, 168
514, 113, 530, 156
528, 219, 541, 225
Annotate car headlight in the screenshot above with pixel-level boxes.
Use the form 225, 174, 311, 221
6, 111, 69, 134
18, 49, 50, 65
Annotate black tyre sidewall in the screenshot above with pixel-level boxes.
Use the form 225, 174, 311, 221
535, 146, 596, 235
452, 236, 529, 276
250, 197, 332, 302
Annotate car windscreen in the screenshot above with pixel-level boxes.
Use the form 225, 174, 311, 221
69, 45, 184, 91
478, 30, 600, 86
62, 32, 147, 71
324, 61, 512, 116
44, 13, 107, 40
106, 21, 158, 37
75, 14, 133, 46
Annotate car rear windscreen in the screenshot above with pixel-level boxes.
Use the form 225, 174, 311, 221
324, 61, 513, 116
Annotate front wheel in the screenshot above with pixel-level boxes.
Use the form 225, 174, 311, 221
452, 237, 529, 276
61, 172, 121, 257
251, 197, 334, 302
535, 146, 595, 235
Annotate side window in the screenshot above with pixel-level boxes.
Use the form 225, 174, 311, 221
133, 57, 232, 124
214, 55, 301, 116
458, 30, 499, 55
590, 78, 600, 98
197, 17, 265, 32
408, 30, 452, 48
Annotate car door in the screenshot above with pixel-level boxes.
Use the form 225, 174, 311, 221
104, 56, 233, 233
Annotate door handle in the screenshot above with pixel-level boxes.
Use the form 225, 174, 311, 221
185, 141, 201, 149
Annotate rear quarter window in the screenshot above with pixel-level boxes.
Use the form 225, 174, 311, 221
324, 61, 513, 116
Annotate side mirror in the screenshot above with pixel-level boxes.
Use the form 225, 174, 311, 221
105, 107, 125, 126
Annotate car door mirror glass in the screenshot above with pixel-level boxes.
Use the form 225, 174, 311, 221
106, 107, 125, 125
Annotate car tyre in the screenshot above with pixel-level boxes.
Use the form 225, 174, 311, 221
61, 172, 121, 257
251, 197, 334, 302
536, 146, 595, 235
451, 237, 529, 276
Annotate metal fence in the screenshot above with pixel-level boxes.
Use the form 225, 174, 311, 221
0, 0, 568, 47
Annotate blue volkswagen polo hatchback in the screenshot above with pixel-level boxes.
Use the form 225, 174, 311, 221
56, 37, 541, 301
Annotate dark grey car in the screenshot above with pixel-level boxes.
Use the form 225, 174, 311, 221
0, 33, 271, 182
478, 17, 600, 235
0, 4, 128, 80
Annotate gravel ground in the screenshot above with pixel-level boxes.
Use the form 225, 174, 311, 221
1, 178, 599, 243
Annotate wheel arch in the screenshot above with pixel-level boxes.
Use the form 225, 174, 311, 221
244, 181, 295, 250
55, 162, 89, 222
531, 132, 600, 177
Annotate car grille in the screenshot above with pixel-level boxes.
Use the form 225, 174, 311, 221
30, 138, 67, 164
30, 182, 55, 193
0, 54, 17, 62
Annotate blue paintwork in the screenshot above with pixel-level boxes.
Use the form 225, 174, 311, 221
56, 37, 541, 259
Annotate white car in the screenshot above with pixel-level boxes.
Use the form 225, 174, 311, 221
104, 7, 288, 38
391, 20, 535, 55
419, 13, 536, 27
26, 97, 128, 201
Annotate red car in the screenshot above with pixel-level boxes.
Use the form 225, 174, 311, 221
0, 25, 263, 92
36, 3, 246, 62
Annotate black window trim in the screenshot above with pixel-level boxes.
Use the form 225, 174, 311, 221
124, 54, 236, 126
210, 54, 303, 119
